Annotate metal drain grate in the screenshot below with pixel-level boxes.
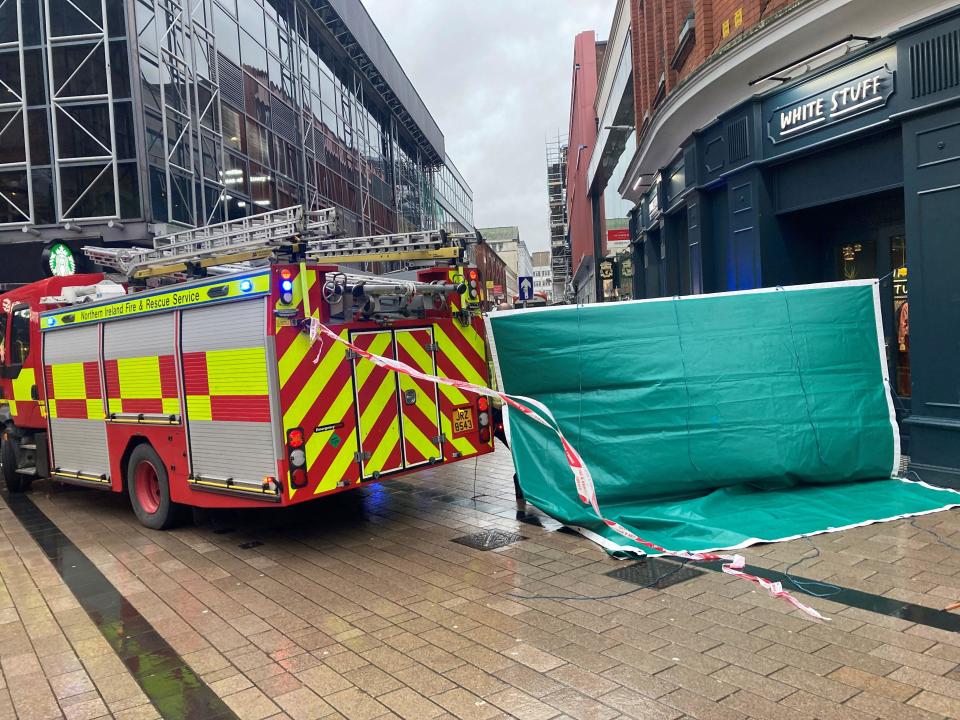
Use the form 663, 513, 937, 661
452, 529, 526, 551
606, 558, 705, 589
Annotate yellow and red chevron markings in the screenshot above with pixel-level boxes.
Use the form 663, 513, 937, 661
434, 316, 492, 459
352, 331, 403, 478
277, 320, 360, 498
273, 267, 493, 501
395, 328, 442, 467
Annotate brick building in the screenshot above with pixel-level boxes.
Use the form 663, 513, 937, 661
468, 241, 508, 307
566, 32, 605, 304
631, 0, 798, 128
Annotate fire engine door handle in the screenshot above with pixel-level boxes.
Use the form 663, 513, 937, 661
30, 385, 38, 400
403, 389, 417, 406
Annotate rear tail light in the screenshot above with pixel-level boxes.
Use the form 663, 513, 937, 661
291, 467, 307, 488
478, 396, 491, 444
287, 428, 308, 488
287, 428, 305, 448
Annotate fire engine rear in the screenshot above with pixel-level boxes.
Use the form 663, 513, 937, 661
0, 207, 495, 528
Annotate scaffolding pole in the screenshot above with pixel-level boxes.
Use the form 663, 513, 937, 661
546, 133, 569, 300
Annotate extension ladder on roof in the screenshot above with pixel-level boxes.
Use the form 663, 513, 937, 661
84, 207, 340, 279
305, 227, 466, 264
83, 205, 477, 281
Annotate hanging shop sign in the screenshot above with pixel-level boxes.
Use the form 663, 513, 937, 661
606, 227, 631, 251
893, 266, 908, 302
646, 178, 661, 225
768, 66, 895, 143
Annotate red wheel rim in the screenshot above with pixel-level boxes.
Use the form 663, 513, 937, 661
134, 461, 161, 514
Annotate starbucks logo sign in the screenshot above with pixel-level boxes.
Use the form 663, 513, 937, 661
48, 242, 76, 276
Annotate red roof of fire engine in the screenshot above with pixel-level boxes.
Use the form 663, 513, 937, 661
0, 274, 106, 307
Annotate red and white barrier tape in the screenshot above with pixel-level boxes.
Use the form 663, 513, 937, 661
311, 320, 827, 620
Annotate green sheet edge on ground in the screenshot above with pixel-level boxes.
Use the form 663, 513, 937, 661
486, 281, 960, 554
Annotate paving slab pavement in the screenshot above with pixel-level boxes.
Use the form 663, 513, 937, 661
1, 449, 959, 719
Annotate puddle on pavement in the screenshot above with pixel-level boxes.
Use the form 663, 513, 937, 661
4, 493, 238, 720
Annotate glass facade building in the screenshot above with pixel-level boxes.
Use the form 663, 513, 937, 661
0, 0, 472, 279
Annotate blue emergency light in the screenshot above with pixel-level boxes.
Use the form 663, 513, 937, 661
239, 279, 253, 292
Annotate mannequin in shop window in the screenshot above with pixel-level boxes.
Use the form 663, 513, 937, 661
897, 301, 910, 397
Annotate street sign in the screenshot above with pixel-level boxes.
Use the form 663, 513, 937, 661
518, 276, 534, 301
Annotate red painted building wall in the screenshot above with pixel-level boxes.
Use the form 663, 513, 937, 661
566, 32, 603, 277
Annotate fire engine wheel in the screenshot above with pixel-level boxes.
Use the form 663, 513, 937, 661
1, 436, 31, 493
127, 444, 181, 530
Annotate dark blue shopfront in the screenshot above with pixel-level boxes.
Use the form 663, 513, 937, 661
630, 7, 960, 488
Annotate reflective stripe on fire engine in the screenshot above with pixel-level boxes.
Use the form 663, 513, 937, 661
42, 272, 271, 330
44, 361, 103, 420
104, 355, 178, 417
182, 347, 270, 423
8, 367, 38, 417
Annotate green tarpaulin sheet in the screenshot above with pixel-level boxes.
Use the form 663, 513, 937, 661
486, 281, 960, 554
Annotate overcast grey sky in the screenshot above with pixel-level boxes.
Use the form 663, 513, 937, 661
361, 1, 614, 252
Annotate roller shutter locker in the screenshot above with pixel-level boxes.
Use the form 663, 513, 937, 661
181, 298, 277, 489
43, 325, 110, 479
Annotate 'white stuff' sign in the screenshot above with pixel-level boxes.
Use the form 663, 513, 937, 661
768, 66, 895, 143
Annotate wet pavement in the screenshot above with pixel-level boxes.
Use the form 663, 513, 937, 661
1, 448, 960, 720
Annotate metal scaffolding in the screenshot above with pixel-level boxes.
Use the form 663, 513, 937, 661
0, 0, 33, 226
43, 0, 120, 223
145, 0, 231, 228
546, 134, 569, 300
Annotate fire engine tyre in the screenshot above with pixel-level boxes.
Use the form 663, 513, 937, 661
127, 444, 182, 530
1, 437, 31, 493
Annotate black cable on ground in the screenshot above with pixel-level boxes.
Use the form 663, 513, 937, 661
782, 536, 842, 598
902, 469, 960, 551
908, 518, 960, 551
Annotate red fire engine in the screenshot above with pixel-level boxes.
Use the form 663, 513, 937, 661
0, 207, 494, 528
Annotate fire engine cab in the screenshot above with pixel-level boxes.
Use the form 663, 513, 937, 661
0, 207, 495, 528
